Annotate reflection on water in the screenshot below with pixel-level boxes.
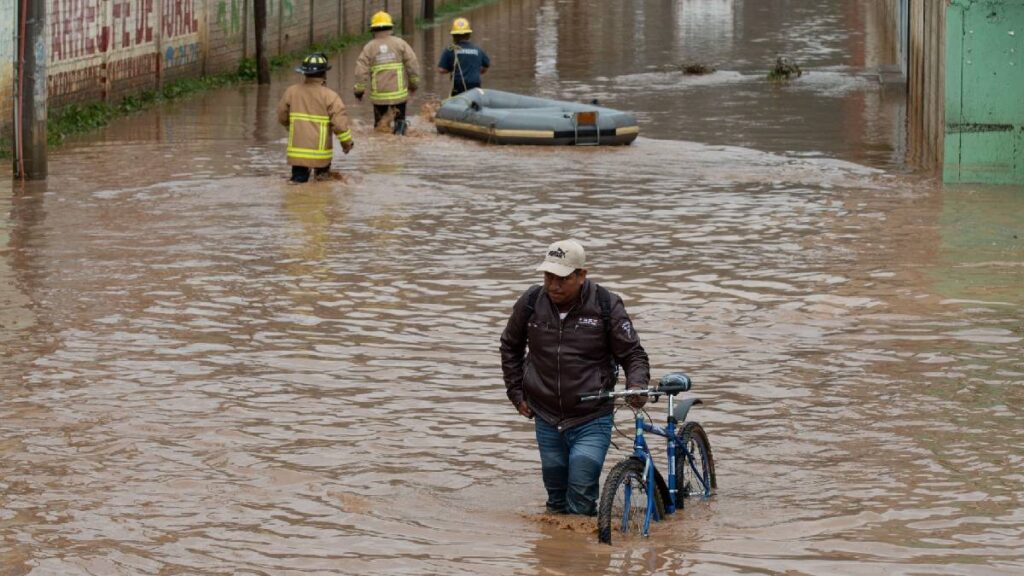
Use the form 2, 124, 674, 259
933, 185, 1024, 305
675, 0, 736, 52
1, 0, 1023, 574
533, 0, 559, 85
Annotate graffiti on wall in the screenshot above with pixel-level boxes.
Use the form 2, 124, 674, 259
216, 0, 242, 36
165, 42, 201, 67
277, 0, 295, 20
215, 0, 297, 37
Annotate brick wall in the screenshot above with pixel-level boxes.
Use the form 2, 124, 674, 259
0, 0, 473, 133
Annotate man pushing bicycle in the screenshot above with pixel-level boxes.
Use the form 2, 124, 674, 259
500, 239, 650, 516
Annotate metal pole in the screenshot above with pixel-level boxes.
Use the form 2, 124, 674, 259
424, 0, 435, 21
15, 0, 46, 179
402, 0, 415, 35
255, 0, 271, 84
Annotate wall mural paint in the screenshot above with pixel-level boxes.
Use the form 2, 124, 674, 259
4, 0, 447, 124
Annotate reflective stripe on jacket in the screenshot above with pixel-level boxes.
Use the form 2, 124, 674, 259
354, 35, 421, 105
276, 77, 352, 168
500, 280, 651, 430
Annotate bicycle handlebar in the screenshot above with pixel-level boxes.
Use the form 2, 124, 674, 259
578, 373, 692, 403
578, 388, 649, 402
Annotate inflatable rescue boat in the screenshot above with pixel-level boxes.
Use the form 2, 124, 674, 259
434, 89, 639, 145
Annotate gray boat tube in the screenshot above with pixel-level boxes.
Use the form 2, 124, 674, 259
434, 89, 639, 145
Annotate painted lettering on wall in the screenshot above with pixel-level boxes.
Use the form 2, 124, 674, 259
51, 0, 109, 61
163, 0, 200, 39
165, 43, 201, 67
52, 0, 195, 62
48, 65, 102, 97
108, 53, 158, 82
111, 0, 154, 50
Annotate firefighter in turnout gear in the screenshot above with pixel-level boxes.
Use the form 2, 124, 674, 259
353, 11, 422, 135
277, 53, 354, 183
438, 17, 490, 97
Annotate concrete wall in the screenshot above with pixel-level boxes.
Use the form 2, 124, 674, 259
878, 0, 909, 75
3, 0, 469, 134
0, 0, 14, 140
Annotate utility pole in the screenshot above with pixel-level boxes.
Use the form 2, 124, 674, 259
254, 0, 271, 84
15, 0, 47, 180
402, 0, 415, 35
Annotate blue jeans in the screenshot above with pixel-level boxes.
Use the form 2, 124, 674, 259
534, 414, 613, 516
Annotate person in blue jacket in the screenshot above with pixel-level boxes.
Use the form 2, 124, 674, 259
437, 17, 491, 97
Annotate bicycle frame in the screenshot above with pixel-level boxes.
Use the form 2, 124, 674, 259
627, 414, 662, 535
584, 372, 713, 543
625, 391, 710, 536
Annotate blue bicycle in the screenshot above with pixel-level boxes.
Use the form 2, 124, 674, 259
579, 373, 716, 544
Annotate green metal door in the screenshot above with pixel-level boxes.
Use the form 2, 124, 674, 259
945, 0, 1024, 184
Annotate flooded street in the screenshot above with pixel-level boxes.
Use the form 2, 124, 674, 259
2, 0, 1023, 574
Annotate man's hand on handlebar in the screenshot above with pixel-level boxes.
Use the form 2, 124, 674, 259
517, 401, 534, 419
625, 393, 647, 410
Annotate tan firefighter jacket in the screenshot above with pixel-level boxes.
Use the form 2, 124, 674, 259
353, 34, 421, 105
276, 77, 353, 168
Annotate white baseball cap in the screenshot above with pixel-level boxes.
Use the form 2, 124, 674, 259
536, 239, 586, 277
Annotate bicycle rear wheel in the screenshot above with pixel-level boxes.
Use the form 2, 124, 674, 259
676, 421, 716, 501
597, 458, 665, 544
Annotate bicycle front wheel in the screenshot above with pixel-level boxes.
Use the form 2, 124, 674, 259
676, 421, 716, 500
597, 458, 665, 544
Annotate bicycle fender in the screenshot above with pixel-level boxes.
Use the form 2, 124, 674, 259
652, 467, 670, 519
673, 398, 703, 423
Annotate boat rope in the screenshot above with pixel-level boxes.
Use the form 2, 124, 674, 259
451, 44, 468, 98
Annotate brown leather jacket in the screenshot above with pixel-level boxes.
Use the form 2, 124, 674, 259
353, 34, 421, 105
277, 77, 353, 168
500, 280, 650, 430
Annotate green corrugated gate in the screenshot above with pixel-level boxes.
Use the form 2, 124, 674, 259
944, 0, 1024, 184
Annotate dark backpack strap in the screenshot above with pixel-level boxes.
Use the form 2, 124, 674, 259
523, 285, 543, 325
595, 284, 620, 386
596, 285, 612, 336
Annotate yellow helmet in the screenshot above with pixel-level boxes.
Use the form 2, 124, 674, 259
450, 17, 472, 35
370, 11, 393, 30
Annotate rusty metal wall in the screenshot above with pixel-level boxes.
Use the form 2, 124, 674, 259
1, 0, 470, 135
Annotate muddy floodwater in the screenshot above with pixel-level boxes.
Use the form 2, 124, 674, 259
2, 0, 1023, 574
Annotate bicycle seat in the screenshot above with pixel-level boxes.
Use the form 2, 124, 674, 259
657, 373, 691, 394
